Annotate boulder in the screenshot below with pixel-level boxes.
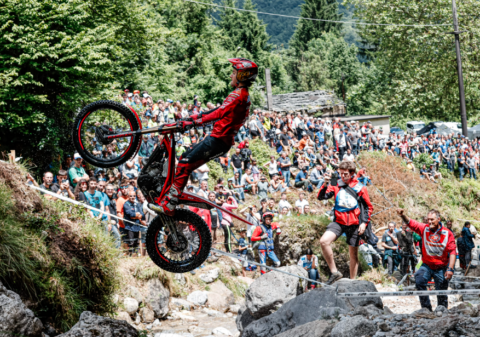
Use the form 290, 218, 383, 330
116, 311, 134, 325
0, 282, 43, 337
187, 291, 208, 306
123, 297, 139, 315
274, 319, 336, 337
352, 304, 384, 318
236, 305, 256, 333
245, 265, 308, 319
450, 302, 479, 317
207, 281, 235, 312
199, 268, 220, 284
57, 311, 137, 337
229, 304, 241, 314
330, 315, 376, 337
146, 278, 170, 318
171, 298, 194, 311
139, 307, 155, 323
127, 286, 143, 304
242, 280, 381, 337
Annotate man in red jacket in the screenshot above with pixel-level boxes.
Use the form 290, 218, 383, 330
317, 161, 373, 284
151, 58, 258, 216
397, 208, 456, 311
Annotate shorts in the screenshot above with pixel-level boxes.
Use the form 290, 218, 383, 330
239, 254, 249, 268
326, 221, 360, 247
250, 130, 260, 137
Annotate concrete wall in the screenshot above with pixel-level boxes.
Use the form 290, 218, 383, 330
264, 90, 345, 116
370, 117, 391, 133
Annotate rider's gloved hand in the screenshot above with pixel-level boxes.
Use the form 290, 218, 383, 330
190, 114, 202, 126
177, 120, 194, 132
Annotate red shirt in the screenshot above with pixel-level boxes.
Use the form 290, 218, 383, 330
195, 87, 251, 145
251, 222, 280, 242
408, 219, 456, 268
189, 206, 212, 231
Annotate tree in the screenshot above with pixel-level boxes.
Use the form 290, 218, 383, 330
217, 0, 271, 59
289, 0, 342, 53
345, 0, 480, 122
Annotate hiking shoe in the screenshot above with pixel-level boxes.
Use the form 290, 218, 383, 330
326, 271, 343, 285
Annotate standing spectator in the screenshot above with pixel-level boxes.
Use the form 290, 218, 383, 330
73, 179, 88, 202
467, 153, 477, 180
116, 181, 132, 253
208, 192, 221, 242
462, 221, 476, 269
278, 152, 292, 187
51, 169, 75, 199
396, 208, 456, 311
230, 148, 244, 179
219, 196, 238, 252
397, 222, 417, 275
240, 140, 253, 169
317, 161, 373, 284
240, 205, 261, 243
381, 222, 399, 275
83, 178, 108, 222
105, 184, 121, 249
123, 190, 146, 256
39, 172, 54, 198
457, 232, 468, 270
458, 154, 466, 181
295, 192, 309, 214
297, 248, 319, 290
237, 228, 250, 277
69, 153, 89, 187
251, 212, 281, 274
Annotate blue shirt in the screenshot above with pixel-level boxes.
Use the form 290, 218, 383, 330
295, 170, 307, 183
123, 200, 145, 232
238, 238, 248, 255
83, 190, 107, 220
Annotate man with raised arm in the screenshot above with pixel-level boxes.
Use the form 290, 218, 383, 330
150, 58, 258, 216
317, 161, 373, 285
396, 208, 456, 311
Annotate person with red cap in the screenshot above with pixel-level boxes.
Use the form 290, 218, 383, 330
150, 58, 258, 216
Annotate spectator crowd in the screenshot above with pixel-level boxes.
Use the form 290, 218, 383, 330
32, 88, 479, 284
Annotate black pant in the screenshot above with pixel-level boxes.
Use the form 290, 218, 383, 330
400, 255, 417, 275
127, 230, 139, 253
466, 250, 472, 267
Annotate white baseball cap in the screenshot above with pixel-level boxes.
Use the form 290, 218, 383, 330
74, 153, 82, 160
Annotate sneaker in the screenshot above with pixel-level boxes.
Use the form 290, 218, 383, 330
326, 271, 343, 285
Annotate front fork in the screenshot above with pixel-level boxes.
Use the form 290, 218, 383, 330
159, 214, 179, 244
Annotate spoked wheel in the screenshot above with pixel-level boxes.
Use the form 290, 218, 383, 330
146, 209, 212, 273
72, 100, 142, 168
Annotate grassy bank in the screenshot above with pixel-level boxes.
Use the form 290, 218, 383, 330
0, 162, 120, 332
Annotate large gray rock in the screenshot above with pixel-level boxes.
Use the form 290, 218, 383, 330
145, 278, 170, 318
207, 281, 235, 312
236, 305, 256, 333
242, 280, 382, 337
274, 319, 336, 337
0, 282, 43, 337
187, 291, 208, 306
330, 315, 376, 337
245, 265, 308, 318
57, 311, 138, 337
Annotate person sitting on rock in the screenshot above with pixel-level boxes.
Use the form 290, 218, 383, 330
396, 208, 456, 311
297, 248, 320, 290
317, 160, 373, 285
251, 212, 281, 275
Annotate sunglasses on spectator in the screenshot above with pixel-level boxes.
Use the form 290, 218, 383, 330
120, 185, 128, 189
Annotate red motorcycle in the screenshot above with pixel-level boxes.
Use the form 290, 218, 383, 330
71, 100, 251, 273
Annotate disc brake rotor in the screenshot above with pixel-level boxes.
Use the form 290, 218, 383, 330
166, 232, 189, 254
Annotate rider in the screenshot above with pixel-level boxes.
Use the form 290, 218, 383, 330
150, 58, 258, 216
251, 212, 281, 274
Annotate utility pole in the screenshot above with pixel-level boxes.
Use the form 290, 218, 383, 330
265, 68, 273, 111
450, 0, 468, 136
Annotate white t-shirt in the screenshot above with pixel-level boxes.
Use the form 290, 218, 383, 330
241, 174, 253, 186
196, 164, 209, 182
278, 199, 293, 211
267, 161, 278, 175
295, 199, 309, 213
343, 153, 355, 162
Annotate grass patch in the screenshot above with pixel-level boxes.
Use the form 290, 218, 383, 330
218, 271, 249, 299
0, 162, 120, 332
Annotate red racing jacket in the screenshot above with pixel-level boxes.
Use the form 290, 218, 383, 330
192, 87, 251, 145
317, 178, 373, 226
407, 219, 456, 268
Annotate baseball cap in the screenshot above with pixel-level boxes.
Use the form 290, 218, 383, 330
128, 93, 133, 97
227, 177, 234, 182
74, 153, 82, 160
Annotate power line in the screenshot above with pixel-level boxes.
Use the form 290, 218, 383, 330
184, 0, 450, 27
